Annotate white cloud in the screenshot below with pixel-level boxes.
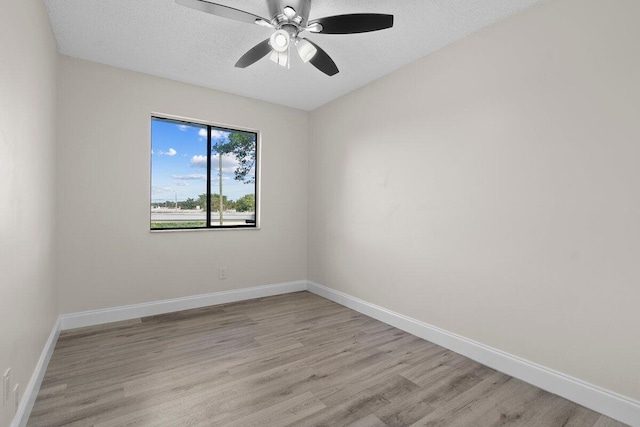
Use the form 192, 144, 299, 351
190, 155, 207, 168
188, 154, 250, 181
211, 129, 229, 139
197, 154, 240, 171
177, 125, 189, 132
175, 181, 189, 186
158, 148, 177, 156
216, 154, 239, 168
151, 186, 173, 195
197, 128, 230, 141
171, 174, 207, 180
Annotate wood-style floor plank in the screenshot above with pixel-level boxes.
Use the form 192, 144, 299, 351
28, 291, 628, 426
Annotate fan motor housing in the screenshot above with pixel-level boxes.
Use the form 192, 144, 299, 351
267, 0, 311, 27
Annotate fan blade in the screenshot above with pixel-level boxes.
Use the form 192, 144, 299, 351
176, 0, 269, 25
235, 39, 272, 68
308, 14, 393, 34
305, 40, 339, 76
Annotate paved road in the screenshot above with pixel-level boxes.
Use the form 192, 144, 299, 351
151, 210, 254, 223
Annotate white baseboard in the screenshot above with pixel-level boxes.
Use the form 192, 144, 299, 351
59, 280, 307, 330
17, 281, 307, 425
19, 280, 640, 427
11, 318, 61, 427
306, 280, 640, 427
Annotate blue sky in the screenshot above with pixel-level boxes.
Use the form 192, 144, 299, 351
151, 119, 255, 203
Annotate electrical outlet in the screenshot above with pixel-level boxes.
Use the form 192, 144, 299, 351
12, 383, 19, 416
219, 267, 227, 280
2, 368, 9, 407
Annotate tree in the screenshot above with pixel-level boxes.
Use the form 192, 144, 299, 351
197, 193, 207, 211
213, 130, 256, 223
225, 131, 256, 184
235, 194, 255, 212
196, 193, 236, 212
180, 198, 198, 210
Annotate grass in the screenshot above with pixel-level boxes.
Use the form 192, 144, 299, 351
151, 222, 207, 229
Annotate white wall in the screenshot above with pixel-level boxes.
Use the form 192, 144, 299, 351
0, 0, 58, 424
309, 0, 640, 402
56, 57, 309, 314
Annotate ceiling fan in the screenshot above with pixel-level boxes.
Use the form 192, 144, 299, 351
176, 0, 394, 76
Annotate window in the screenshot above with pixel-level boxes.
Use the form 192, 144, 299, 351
150, 116, 258, 230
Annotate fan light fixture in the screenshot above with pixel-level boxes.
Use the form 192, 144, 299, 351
269, 29, 290, 52
296, 38, 317, 63
270, 49, 289, 67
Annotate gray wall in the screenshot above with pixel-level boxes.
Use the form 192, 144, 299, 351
0, 0, 58, 424
308, 0, 640, 401
56, 57, 309, 313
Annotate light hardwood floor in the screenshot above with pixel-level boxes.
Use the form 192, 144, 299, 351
29, 292, 627, 426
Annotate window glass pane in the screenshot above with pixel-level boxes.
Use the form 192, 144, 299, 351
210, 127, 257, 227
150, 118, 207, 229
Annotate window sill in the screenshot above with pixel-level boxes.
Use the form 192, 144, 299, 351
150, 226, 260, 233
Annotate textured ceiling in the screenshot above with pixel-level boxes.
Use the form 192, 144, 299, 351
45, 0, 542, 111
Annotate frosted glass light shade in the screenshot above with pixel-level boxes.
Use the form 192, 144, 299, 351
270, 49, 289, 67
269, 30, 290, 53
296, 38, 317, 63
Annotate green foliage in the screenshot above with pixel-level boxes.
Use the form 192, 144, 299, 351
180, 198, 198, 210
196, 193, 236, 211
216, 131, 256, 184
235, 194, 255, 212
197, 193, 206, 210
151, 221, 206, 229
